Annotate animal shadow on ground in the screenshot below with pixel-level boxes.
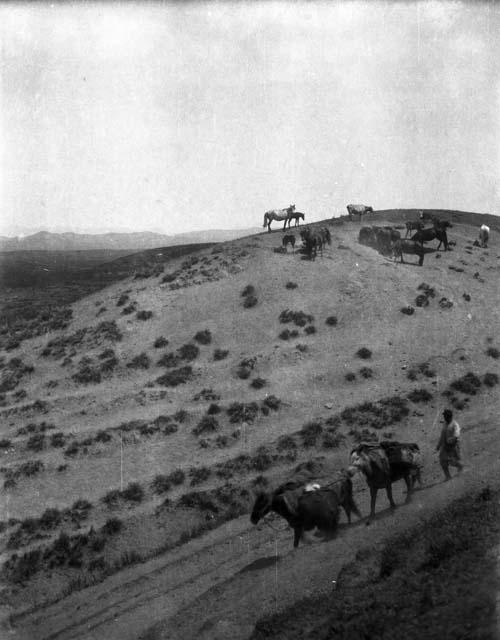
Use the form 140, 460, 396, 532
239, 555, 281, 574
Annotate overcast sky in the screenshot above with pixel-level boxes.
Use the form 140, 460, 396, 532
1, 1, 499, 236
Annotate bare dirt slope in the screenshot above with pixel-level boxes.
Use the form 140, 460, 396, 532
1, 213, 499, 639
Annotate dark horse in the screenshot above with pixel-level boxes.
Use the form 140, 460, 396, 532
300, 228, 323, 260
286, 211, 305, 228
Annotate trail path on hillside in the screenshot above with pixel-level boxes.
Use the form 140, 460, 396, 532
9, 417, 499, 640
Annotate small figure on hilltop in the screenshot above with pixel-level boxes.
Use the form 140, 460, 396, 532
436, 409, 463, 481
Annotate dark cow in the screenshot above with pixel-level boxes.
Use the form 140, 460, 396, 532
348, 441, 423, 520
300, 228, 323, 260
391, 239, 425, 266
373, 227, 401, 255
358, 226, 376, 247
405, 221, 423, 237
347, 204, 373, 221
411, 227, 448, 251
250, 474, 361, 548
282, 234, 296, 252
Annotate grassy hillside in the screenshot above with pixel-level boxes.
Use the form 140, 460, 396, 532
1, 211, 499, 639
0, 243, 215, 352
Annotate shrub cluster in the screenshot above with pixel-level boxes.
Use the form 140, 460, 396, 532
279, 309, 314, 327
156, 366, 193, 387
194, 330, 212, 345
126, 353, 150, 370
3, 460, 44, 489
192, 415, 219, 436
227, 402, 259, 424
407, 388, 433, 403
102, 481, 144, 508
136, 310, 153, 321
241, 285, 258, 308
340, 396, 409, 430
356, 347, 372, 360
236, 357, 256, 379
407, 361, 436, 381
151, 469, 185, 495
154, 336, 169, 349
0, 358, 34, 394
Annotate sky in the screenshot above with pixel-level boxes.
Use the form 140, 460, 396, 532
1, 1, 499, 236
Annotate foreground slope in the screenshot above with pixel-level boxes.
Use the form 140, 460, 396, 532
1, 213, 499, 639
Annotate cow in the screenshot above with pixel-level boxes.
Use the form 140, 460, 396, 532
250, 474, 361, 548
479, 224, 490, 248
373, 227, 401, 255
300, 228, 323, 260
347, 204, 373, 221
348, 441, 423, 520
405, 221, 423, 237
411, 227, 448, 251
358, 226, 376, 247
391, 239, 425, 266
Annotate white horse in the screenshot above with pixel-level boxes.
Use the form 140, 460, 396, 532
263, 204, 296, 232
479, 224, 490, 248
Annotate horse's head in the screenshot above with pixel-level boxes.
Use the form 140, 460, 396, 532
250, 492, 272, 524
288, 204, 296, 213
348, 449, 371, 478
299, 212, 305, 220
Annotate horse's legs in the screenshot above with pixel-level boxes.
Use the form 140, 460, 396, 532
293, 526, 303, 548
404, 474, 413, 503
369, 486, 378, 518
386, 483, 396, 509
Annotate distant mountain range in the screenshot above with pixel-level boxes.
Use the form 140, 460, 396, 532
0, 228, 261, 252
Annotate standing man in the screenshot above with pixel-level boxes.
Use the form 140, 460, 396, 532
436, 409, 463, 480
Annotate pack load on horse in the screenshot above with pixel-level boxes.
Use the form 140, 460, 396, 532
250, 471, 361, 548
348, 440, 423, 520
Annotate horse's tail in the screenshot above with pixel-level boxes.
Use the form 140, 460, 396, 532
263, 213, 268, 228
